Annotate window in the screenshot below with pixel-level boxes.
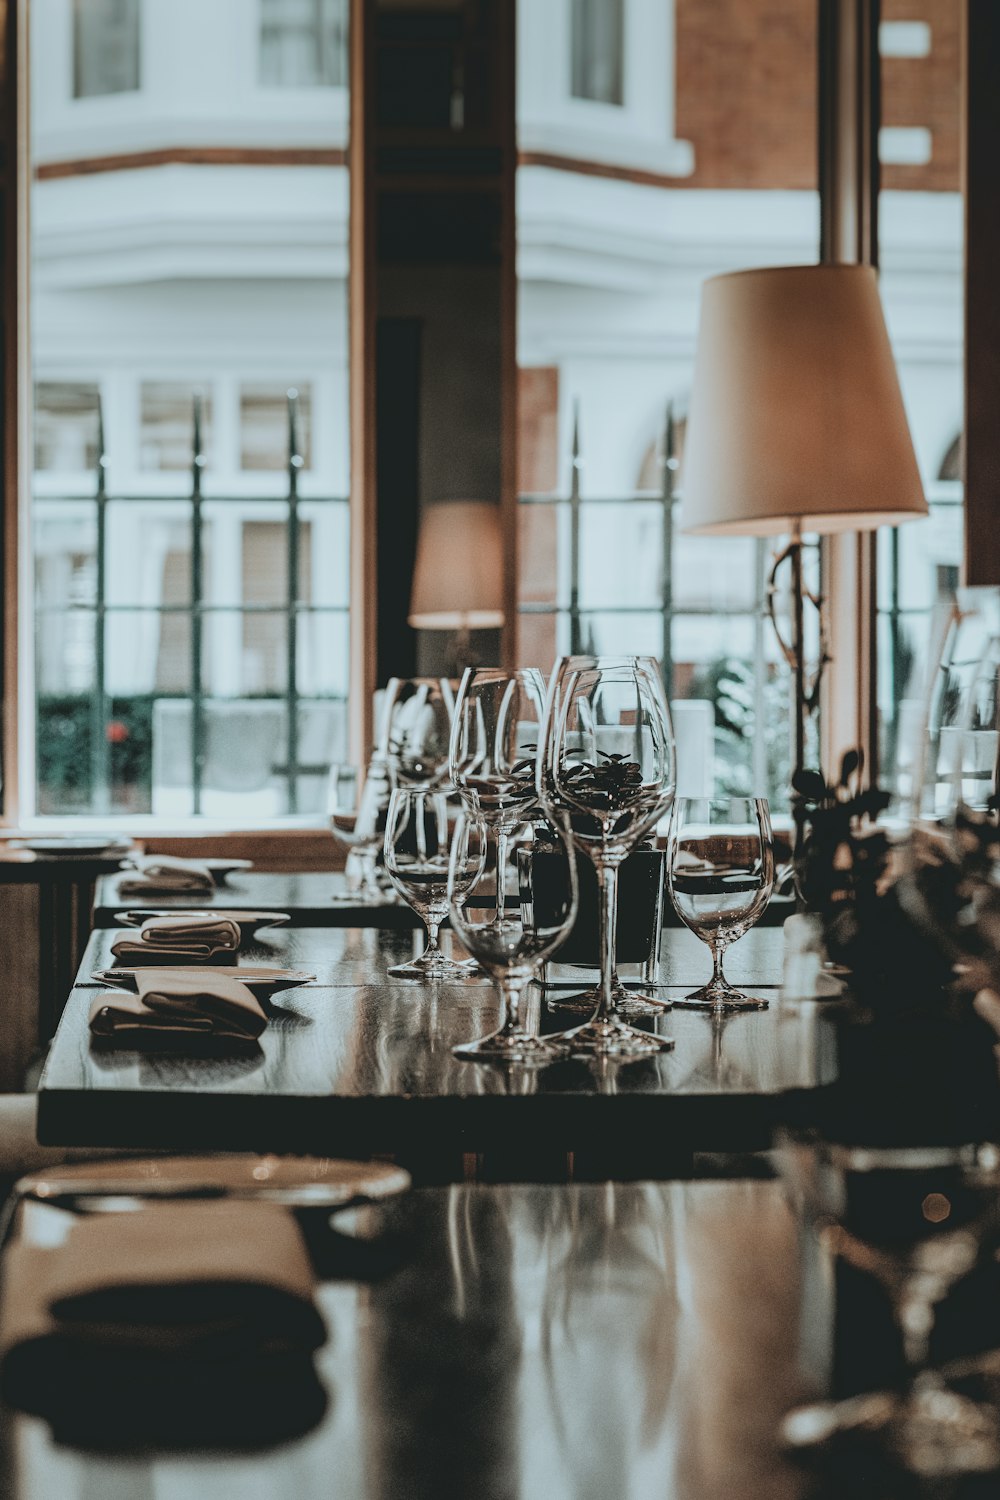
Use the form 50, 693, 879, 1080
517, 0, 820, 813
29, 2, 351, 821
259, 0, 348, 88
73, 0, 139, 99
875, 3, 962, 797
571, 0, 625, 105
240, 383, 313, 471
140, 384, 215, 473
34, 383, 101, 472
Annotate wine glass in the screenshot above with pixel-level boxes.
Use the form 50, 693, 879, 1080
779, 1136, 1000, 1478
667, 797, 774, 1011
326, 759, 395, 905
383, 788, 485, 979
448, 812, 578, 1064
449, 667, 546, 933
380, 677, 455, 790
537, 655, 676, 1057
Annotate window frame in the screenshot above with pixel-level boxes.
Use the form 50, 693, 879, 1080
0, 0, 987, 832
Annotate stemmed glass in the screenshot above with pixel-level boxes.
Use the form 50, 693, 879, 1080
537, 655, 676, 1056
383, 788, 485, 979
380, 677, 455, 790
449, 667, 546, 931
667, 796, 775, 1010
779, 1137, 1000, 1478
448, 812, 577, 1063
327, 761, 395, 905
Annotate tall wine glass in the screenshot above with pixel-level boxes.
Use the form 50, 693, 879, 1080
449, 667, 546, 932
326, 760, 395, 905
380, 678, 455, 790
383, 789, 485, 978
448, 812, 578, 1063
779, 1137, 1000, 1478
667, 796, 774, 1010
537, 655, 676, 1056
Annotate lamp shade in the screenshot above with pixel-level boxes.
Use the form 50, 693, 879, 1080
408, 501, 505, 629
680, 265, 928, 537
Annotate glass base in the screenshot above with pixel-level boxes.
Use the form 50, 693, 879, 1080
674, 979, 769, 1013
453, 1029, 568, 1065
782, 1379, 1000, 1479
331, 887, 397, 907
388, 951, 480, 980
557, 1015, 674, 1057
547, 981, 671, 1016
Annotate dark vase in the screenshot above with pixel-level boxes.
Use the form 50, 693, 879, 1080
524, 846, 664, 967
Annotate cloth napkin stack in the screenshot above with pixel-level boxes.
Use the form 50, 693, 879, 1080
90, 969, 267, 1053
111, 912, 242, 963
0, 1200, 327, 1448
118, 854, 216, 895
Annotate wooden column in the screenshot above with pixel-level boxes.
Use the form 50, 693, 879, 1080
817, 0, 881, 784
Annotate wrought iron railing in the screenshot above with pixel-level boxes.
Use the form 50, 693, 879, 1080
34, 391, 349, 816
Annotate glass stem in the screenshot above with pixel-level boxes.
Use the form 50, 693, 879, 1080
595, 861, 619, 1024
898, 1286, 934, 1375
710, 940, 728, 989
425, 917, 441, 955
494, 825, 509, 927
500, 975, 526, 1036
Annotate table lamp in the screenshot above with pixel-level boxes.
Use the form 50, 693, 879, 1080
408, 501, 505, 673
679, 264, 927, 780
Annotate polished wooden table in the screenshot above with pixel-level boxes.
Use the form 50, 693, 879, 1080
93, 869, 794, 929
37, 926, 837, 1168
0, 1178, 816, 1500
93, 871, 422, 928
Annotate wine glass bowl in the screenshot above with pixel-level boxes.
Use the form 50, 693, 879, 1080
667, 796, 774, 1011
380, 677, 455, 791
449, 666, 546, 824
326, 760, 395, 905
382, 788, 485, 979
538, 655, 676, 1056
449, 812, 578, 1064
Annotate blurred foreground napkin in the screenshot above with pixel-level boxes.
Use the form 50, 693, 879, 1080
111, 912, 241, 963
118, 853, 215, 894
0, 1201, 327, 1448
90, 969, 266, 1052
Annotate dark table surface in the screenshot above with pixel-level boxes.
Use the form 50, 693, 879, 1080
93, 871, 423, 928
38, 926, 837, 1162
94, 868, 796, 930
0, 1177, 814, 1500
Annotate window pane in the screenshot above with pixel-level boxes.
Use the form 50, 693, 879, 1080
571, 0, 624, 105
517, 0, 819, 811
34, 383, 101, 472
877, 5, 962, 791
240, 384, 312, 471
260, 0, 348, 87
105, 504, 193, 607
139, 384, 214, 473
30, 1, 350, 820
74, 0, 139, 99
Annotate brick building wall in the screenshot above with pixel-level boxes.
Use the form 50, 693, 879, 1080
674, 0, 959, 194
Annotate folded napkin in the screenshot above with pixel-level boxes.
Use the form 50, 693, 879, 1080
0, 1201, 327, 1449
118, 854, 215, 895
111, 912, 241, 964
90, 969, 267, 1052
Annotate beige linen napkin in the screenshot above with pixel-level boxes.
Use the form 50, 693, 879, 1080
0, 1201, 328, 1447
0, 1201, 321, 1358
111, 912, 241, 963
90, 969, 267, 1049
118, 854, 215, 895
